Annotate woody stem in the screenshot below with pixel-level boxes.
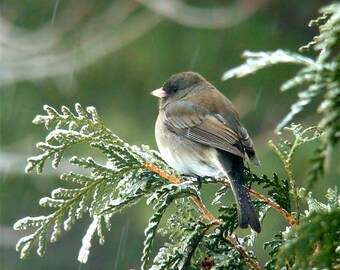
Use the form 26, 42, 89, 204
145, 161, 262, 270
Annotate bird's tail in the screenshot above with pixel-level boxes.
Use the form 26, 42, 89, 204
217, 151, 261, 233
228, 171, 261, 232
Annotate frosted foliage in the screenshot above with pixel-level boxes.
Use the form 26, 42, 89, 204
78, 216, 100, 263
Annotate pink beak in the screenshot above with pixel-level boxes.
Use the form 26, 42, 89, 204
151, 88, 167, 98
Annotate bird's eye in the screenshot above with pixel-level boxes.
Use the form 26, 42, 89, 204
170, 85, 178, 94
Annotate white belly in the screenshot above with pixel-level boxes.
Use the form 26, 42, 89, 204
155, 114, 222, 177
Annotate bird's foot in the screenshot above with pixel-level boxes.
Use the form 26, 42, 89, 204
181, 174, 203, 190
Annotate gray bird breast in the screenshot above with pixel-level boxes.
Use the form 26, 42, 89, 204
155, 113, 223, 177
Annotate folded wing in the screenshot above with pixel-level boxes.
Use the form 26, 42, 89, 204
164, 101, 247, 159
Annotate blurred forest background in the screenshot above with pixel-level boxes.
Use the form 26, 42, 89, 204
0, 0, 338, 269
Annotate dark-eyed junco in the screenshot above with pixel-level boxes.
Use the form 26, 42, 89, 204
151, 71, 261, 233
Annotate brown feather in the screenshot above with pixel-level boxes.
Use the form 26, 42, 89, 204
163, 84, 259, 165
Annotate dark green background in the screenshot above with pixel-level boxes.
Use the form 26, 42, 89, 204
0, 1, 337, 269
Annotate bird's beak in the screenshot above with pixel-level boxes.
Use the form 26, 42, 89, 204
151, 88, 167, 98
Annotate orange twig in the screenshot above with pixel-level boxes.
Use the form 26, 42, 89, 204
145, 162, 182, 184
224, 233, 262, 270
145, 162, 216, 222
249, 187, 298, 227
219, 179, 298, 227
145, 161, 262, 270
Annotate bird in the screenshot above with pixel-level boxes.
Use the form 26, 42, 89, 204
151, 71, 261, 233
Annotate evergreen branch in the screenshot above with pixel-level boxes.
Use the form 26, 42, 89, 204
145, 161, 217, 223
222, 50, 314, 80
264, 233, 284, 270
276, 188, 340, 269
26, 103, 120, 174
224, 232, 261, 270
145, 161, 262, 270
203, 230, 250, 269
306, 144, 325, 186
222, 3, 339, 187
145, 161, 181, 184
33, 104, 114, 138
16, 104, 161, 261
311, 3, 340, 62
141, 183, 200, 270
248, 188, 297, 226
78, 215, 101, 263
175, 223, 208, 269
209, 178, 297, 227
150, 198, 203, 270
299, 12, 331, 52
14, 174, 106, 258
162, 222, 214, 270
268, 124, 323, 221
280, 66, 317, 91
218, 205, 239, 234
276, 84, 322, 132
145, 160, 303, 269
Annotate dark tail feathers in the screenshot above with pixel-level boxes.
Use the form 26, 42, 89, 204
230, 176, 261, 233
217, 150, 261, 233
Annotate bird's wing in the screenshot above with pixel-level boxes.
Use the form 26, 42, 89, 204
164, 101, 246, 159
237, 124, 260, 165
